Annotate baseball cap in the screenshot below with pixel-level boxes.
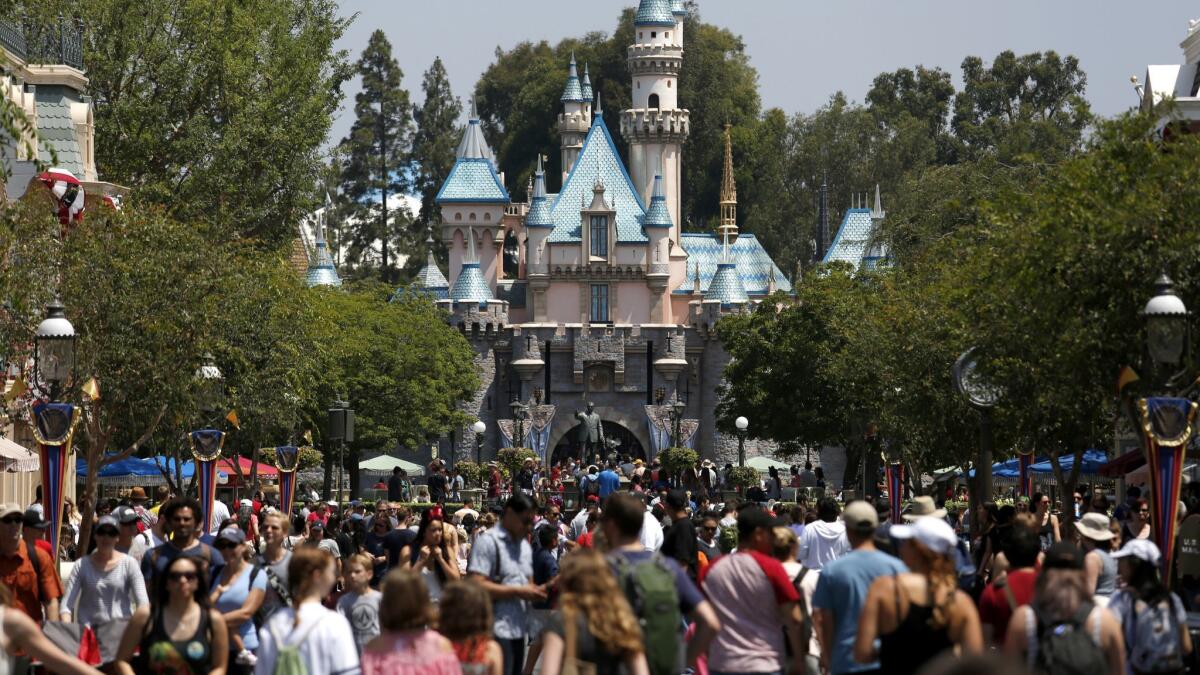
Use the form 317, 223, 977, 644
890, 516, 957, 556
1042, 542, 1086, 570
21, 508, 47, 530
1112, 538, 1162, 567
842, 500, 879, 534
95, 515, 119, 531
216, 527, 246, 545
112, 505, 140, 525
310, 520, 325, 530
349, 512, 364, 522
326, 500, 338, 507
239, 499, 252, 507
0, 504, 21, 520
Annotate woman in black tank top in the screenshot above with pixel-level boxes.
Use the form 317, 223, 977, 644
113, 554, 228, 675
854, 518, 983, 673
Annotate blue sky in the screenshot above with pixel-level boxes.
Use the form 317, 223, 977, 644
328, 1, 1197, 148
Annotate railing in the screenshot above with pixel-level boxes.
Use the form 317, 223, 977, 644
0, 17, 84, 70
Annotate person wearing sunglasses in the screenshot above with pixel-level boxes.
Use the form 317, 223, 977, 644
60, 514, 148, 630
0, 503, 61, 624
208, 528, 265, 674
1121, 498, 1153, 545
114, 554, 229, 675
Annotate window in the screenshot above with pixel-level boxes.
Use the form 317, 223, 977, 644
590, 215, 608, 258
667, 80, 671, 88
639, 32, 643, 40
648, 93, 660, 109
469, 212, 477, 221
484, 212, 491, 221
666, 32, 670, 39
651, 31, 656, 38
454, 212, 462, 221
590, 285, 609, 323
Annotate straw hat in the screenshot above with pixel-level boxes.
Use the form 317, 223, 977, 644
903, 496, 947, 521
1074, 512, 1117, 542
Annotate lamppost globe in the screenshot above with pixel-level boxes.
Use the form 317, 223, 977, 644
193, 352, 224, 417
34, 297, 76, 400
1143, 273, 1190, 369
472, 420, 486, 434
735, 416, 749, 431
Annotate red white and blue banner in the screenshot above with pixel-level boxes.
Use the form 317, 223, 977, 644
1137, 397, 1198, 579
886, 461, 904, 524
30, 402, 81, 562
274, 446, 301, 519
188, 429, 225, 536
1018, 451, 1035, 498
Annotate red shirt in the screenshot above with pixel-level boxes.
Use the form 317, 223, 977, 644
577, 531, 594, 549
978, 568, 1038, 646
0, 544, 62, 622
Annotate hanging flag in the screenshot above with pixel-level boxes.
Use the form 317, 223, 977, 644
80, 378, 100, 402
303, 429, 313, 445
4, 377, 26, 403
37, 167, 85, 226
1116, 366, 1140, 395
225, 410, 241, 430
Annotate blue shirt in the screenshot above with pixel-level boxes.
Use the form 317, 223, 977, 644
141, 540, 225, 587
597, 470, 621, 498
468, 525, 534, 639
211, 563, 267, 650
812, 549, 907, 675
532, 548, 559, 610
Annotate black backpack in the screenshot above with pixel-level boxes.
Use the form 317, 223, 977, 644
1031, 603, 1109, 675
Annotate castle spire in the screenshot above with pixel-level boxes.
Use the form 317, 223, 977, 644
718, 122, 738, 244
581, 62, 593, 102
306, 214, 342, 287
560, 52, 584, 102
817, 171, 829, 262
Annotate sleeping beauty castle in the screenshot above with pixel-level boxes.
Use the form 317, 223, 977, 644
400, 0, 862, 466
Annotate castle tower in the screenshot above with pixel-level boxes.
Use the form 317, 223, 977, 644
717, 123, 737, 244
621, 0, 689, 240
305, 215, 342, 288
558, 53, 591, 184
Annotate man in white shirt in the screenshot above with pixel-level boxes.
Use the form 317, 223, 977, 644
453, 496, 480, 525
639, 505, 664, 552
209, 497, 231, 532
797, 497, 850, 570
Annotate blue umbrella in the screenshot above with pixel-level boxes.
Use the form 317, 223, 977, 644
1029, 449, 1108, 475
76, 456, 167, 486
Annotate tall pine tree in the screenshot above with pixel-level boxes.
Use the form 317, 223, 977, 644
411, 57, 462, 231
339, 30, 412, 282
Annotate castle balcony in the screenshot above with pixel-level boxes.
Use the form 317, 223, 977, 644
627, 43, 683, 62
0, 18, 84, 70
557, 111, 590, 135
620, 108, 690, 142
549, 263, 648, 280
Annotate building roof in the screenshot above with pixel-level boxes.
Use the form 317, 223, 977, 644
635, 0, 676, 26
525, 156, 554, 228
675, 233, 793, 296
705, 262, 749, 305
548, 115, 647, 243
436, 157, 509, 204
305, 238, 342, 287
449, 262, 492, 305
456, 117, 496, 168
671, 0, 687, 15
642, 174, 672, 228
580, 63, 594, 102
822, 208, 888, 270
35, 87, 84, 176
396, 235, 450, 301
561, 54, 585, 103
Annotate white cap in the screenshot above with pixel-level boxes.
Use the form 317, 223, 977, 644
890, 516, 957, 556
240, 499, 252, 507
1112, 538, 1162, 567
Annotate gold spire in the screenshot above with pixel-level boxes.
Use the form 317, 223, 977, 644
718, 122, 738, 243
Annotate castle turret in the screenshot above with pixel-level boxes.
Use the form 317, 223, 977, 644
643, 174, 673, 322
621, 0, 689, 240
580, 63, 594, 103
305, 219, 342, 287
525, 155, 554, 320
558, 53, 591, 184
717, 123, 737, 244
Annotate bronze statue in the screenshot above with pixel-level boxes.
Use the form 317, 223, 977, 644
574, 402, 605, 464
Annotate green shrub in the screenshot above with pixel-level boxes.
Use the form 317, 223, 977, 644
496, 447, 538, 480
455, 460, 485, 488
659, 446, 699, 477
726, 466, 761, 490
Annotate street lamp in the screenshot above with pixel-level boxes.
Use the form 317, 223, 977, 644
735, 416, 748, 467
669, 398, 687, 448
472, 420, 486, 464
1143, 273, 1191, 388
190, 354, 226, 536
510, 398, 528, 447
33, 297, 76, 401
327, 397, 354, 503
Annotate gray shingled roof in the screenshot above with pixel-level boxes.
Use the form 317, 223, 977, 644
34, 86, 84, 176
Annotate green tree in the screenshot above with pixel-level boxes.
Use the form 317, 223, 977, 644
339, 30, 413, 282
76, 0, 351, 246
411, 57, 462, 230
952, 50, 1092, 163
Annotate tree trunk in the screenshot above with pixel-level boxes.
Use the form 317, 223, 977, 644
77, 446, 102, 557
322, 449, 333, 498
348, 446, 361, 500
250, 446, 261, 495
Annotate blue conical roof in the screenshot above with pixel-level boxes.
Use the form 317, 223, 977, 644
580, 63, 593, 102
705, 262, 749, 306
525, 156, 553, 228
635, 0, 676, 26
394, 233, 449, 302
671, 0, 687, 16
560, 53, 584, 102
450, 262, 492, 306
642, 174, 672, 229
305, 227, 342, 287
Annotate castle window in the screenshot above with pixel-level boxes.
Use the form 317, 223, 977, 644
469, 212, 477, 221
667, 80, 671, 88
666, 32, 670, 39
639, 31, 643, 40
590, 284, 609, 323
651, 31, 656, 38
648, 93, 660, 109
455, 212, 462, 221
590, 215, 608, 258
484, 212, 491, 221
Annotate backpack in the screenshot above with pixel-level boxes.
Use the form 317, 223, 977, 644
583, 476, 600, 497
1027, 603, 1108, 675
268, 613, 325, 675
1122, 594, 1186, 674
614, 553, 684, 675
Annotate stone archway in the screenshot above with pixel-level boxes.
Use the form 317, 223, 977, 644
547, 406, 652, 466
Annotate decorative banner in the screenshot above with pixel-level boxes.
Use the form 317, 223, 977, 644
274, 445, 301, 521
30, 402, 81, 562
1137, 397, 1198, 579
497, 405, 556, 462
1018, 451, 1035, 498
189, 429, 226, 536
886, 462, 904, 524
644, 405, 699, 462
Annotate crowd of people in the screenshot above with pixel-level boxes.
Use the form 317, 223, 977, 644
0, 464, 1196, 675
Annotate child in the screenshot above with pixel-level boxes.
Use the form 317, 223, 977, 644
438, 581, 503, 675
336, 552, 382, 655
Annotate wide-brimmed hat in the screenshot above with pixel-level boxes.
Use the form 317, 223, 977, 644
128, 487, 148, 501
701, 459, 715, 469
0, 504, 21, 520
1112, 538, 1162, 567
1074, 512, 1117, 542
903, 496, 947, 522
